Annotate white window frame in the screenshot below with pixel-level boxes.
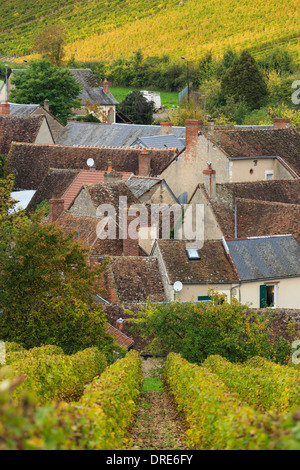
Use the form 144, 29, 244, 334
265, 283, 278, 308
265, 170, 274, 180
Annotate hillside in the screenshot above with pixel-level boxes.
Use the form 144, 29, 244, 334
0, 0, 299, 64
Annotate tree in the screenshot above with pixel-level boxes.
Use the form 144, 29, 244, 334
126, 293, 292, 364
10, 59, 82, 124
117, 90, 154, 124
221, 50, 268, 110
34, 25, 66, 66
0, 217, 111, 354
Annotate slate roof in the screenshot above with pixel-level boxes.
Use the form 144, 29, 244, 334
125, 175, 162, 198
0, 115, 46, 155
9, 103, 39, 115
7, 143, 176, 190
78, 88, 119, 106
155, 239, 238, 284
207, 127, 300, 177
69, 69, 118, 106
97, 256, 166, 304
132, 134, 185, 151
55, 122, 185, 147
226, 235, 300, 281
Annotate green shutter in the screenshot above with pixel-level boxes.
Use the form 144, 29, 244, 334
198, 296, 212, 302
260, 285, 267, 308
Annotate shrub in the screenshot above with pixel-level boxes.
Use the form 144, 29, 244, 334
204, 355, 300, 413
164, 353, 277, 450
8, 347, 107, 403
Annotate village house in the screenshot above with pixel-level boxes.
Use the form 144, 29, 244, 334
69, 69, 119, 123
151, 235, 300, 309
160, 118, 300, 201
0, 111, 54, 156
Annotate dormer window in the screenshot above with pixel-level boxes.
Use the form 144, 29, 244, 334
186, 247, 200, 260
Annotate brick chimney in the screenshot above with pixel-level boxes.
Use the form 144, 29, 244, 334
49, 199, 64, 222
103, 78, 109, 94
122, 209, 139, 257
160, 122, 173, 135
0, 101, 10, 115
116, 318, 125, 331
138, 148, 151, 176
203, 162, 216, 198
185, 119, 203, 156
273, 118, 290, 129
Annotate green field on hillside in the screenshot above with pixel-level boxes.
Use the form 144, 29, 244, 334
110, 87, 179, 108
0, 0, 299, 64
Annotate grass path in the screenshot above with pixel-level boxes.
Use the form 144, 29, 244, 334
129, 357, 188, 451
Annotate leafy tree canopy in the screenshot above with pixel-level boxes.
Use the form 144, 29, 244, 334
0, 214, 111, 354
117, 90, 154, 124
126, 292, 292, 364
33, 25, 66, 66
221, 50, 268, 110
9, 59, 82, 124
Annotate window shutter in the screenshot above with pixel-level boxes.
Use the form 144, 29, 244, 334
260, 285, 267, 308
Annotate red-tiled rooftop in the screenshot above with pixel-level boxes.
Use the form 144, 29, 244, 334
106, 323, 134, 349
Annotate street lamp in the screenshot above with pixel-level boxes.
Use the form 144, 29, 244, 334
181, 57, 189, 103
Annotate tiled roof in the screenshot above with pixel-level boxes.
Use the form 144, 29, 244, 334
226, 235, 300, 281
235, 198, 300, 243
204, 180, 300, 241
62, 170, 132, 210
208, 127, 300, 177
55, 122, 185, 147
69, 69, 100, 88
0, 115, 45, 155
155, 239, 238, 284
84, 181, 140, 211
7, 143, 176, 190
97, 256, 166, 303
9, 103, 39, 115
106, 323, 134, 349
27, 169, 81, 213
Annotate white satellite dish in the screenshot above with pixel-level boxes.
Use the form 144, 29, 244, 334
87, 158, 95, 168
173, 281, 183, 292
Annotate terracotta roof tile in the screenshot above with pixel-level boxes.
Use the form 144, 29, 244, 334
0, 115, 45, 155
106, 323, 134, 349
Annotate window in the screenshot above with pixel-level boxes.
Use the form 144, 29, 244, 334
186, 248, 200, 260
198, 296, 212, 302
265, 170, 274, 180
260, 284, 277, 308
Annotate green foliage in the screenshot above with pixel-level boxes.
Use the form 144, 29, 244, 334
33, 25, 66, 66
9, 59, 81, 124
127, 296, 291, 364
221, 50, 268, 110
203, 355, 300, 413
5, 346, 107, 403
0, 351, 141, 449
76, 113, 100, 123
117, 90, 154, 124
164, 353, 276, 450
0, 217, 111, 355
0, 155, 6, 179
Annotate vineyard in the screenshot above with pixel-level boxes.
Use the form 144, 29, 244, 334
2, 341, 300, 450
0, 0, 299, 63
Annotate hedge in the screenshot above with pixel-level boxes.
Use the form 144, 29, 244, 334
0, 350, 142, 450
164, 353, 277, 450
7, 346, 107, 403
204, 355, 300, 413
